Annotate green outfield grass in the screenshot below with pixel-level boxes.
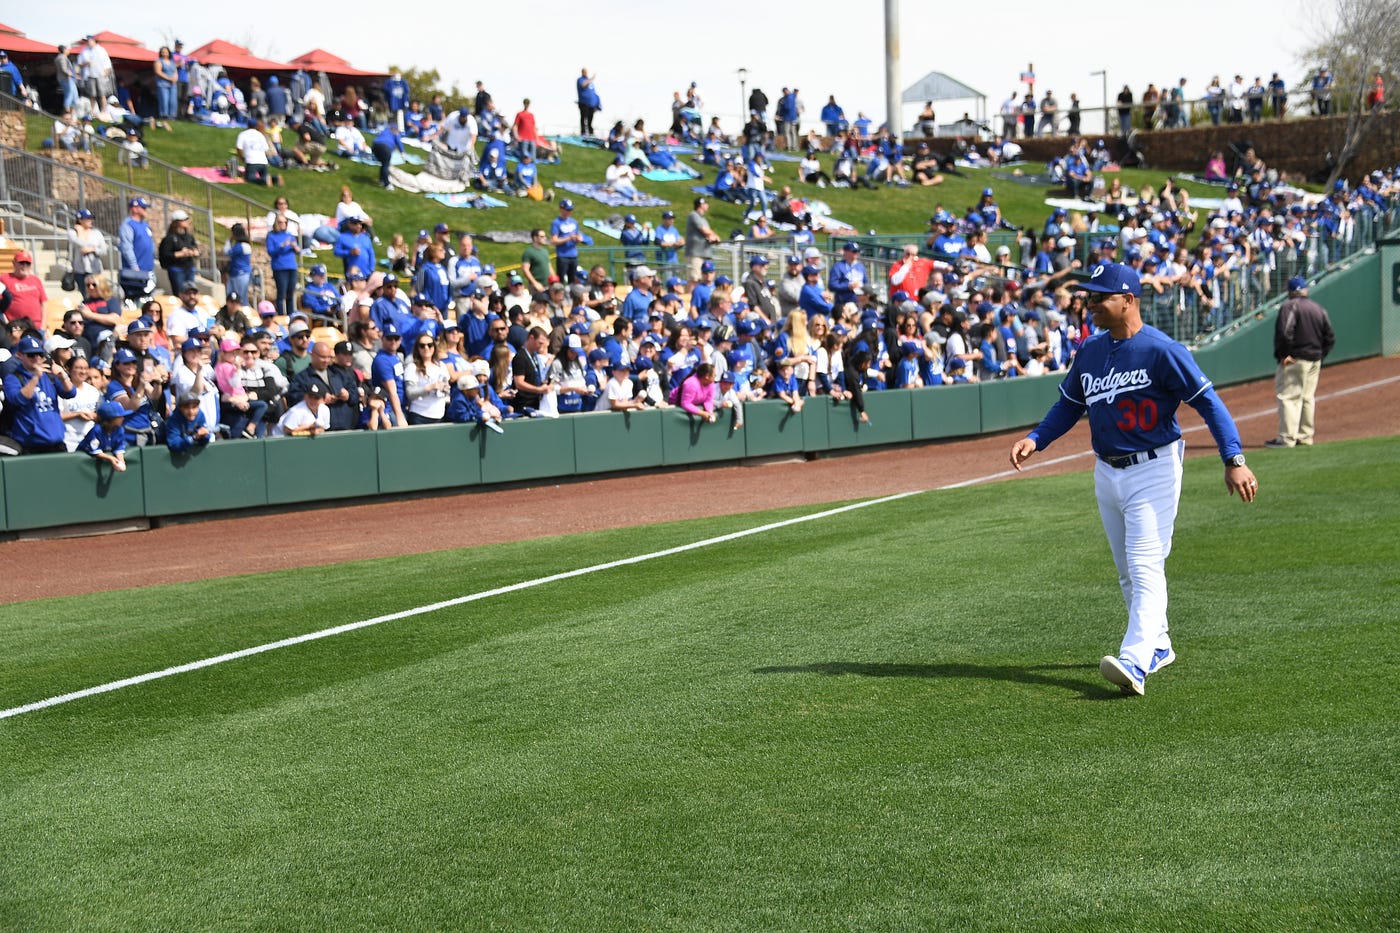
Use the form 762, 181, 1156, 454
2, 436, 1397, 930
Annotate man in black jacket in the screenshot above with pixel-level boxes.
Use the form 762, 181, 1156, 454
1267, 276, 1335, 448
287, 341, 362, 430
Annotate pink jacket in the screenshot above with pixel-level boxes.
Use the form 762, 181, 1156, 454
679, 376, 716, 415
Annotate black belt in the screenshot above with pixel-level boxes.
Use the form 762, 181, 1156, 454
1101, 448, 1159, 469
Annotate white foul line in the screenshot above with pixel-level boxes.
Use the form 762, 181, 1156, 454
5, 372, 1396, 721
0, 491, 924, 721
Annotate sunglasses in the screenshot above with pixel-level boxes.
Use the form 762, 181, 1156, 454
416, 341, 434, 348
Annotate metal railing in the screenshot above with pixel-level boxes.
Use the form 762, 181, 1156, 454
0, 90, 277, 296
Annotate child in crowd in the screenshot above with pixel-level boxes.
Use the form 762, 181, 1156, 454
598, 360, 644, 412
771, 358, 804, 411
78, 401, 128, 471
716, 371, 744, 427
165, 392, 212, 451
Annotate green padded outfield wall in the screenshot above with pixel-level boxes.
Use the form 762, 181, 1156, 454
661, 409, 747, 465
377, 423, 481, 494
4, 448, 146, 530
479, 415, 576, 484
141, 440, 269, 517
912, 383, 982, 440
977, 374, 1062, 434
824, 389, 913, 450
741, 399, 806, 458
264, 431, 380, 505
571, 409, 664, 474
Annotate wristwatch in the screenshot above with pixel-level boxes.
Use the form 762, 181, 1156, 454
1226, 454, 1247, 468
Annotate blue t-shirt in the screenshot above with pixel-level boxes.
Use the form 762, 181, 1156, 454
103, 379, 154, 433
2, 371, 74, 446
302, 281, 339, 315
551, 216, 581, 258
79, 422, 127, 457
371, 349, 406, 405
1028, 325, 1242, 460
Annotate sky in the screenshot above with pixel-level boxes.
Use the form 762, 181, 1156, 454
12, 1, 1317, 137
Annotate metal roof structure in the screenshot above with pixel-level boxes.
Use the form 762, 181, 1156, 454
901, 71, 985, 103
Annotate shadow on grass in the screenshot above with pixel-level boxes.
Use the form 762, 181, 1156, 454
752, 661, 1125, 700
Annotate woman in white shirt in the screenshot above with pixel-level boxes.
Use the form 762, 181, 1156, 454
59, 356, 103, 451
333, 185, 372, 228
403, 332, 450, 424
605, 157, 643, 202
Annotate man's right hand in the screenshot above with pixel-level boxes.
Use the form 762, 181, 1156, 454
1009, 437, 1037, 472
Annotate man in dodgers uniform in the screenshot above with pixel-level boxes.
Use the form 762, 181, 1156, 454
1009, 262, 1259, 696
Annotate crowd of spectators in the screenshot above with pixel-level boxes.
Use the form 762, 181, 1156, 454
3, 40, 1398, 461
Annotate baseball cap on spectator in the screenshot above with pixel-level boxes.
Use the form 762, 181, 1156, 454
1080, 262, 1141, 296
713, 324, 736, 342
346, 270, 366, 282
982, 187, 994, 197
719, 370, 736, 383
802, 265, 820, 277
412, 292, 434, 306
367, 385, 389, 401
477, 275, 497, 290
258, 301, 277, 317
96, 400, 127, 421
334, 340, 354, 356
662, 210, 675, 219
714, 274, 733, 285
310, 264, 328, 276
633, 265, 656, 279
568, 321, 591, 336
129, 197, 149, 209
890, 290, 909, 304
180, 337, 203, 353
560, 199, 575, 211
565, 334, 587, 353
12, 249, 32, 264
700, 260, 715, 273
470, 359, 491, 379
842, 241, 860, 253
381, 321, 402, 338
900, 341, 922, 357
433, 222, 450, 234
1287, 275, 1307, 292
127, 317, 153, 334
586, 348, 609, 364
786, 255, 801, 265
113, 348, 138, 365
218, 336, 240, 353
749, 255, 769, 266
44, 334, 75, 353
995, 245, 1012, 256
304, 381, 329, 398
665, 275, 684, 288
288, 320, 310, 335
170, 209, 190, 222
632, 357, 654, 372
179, 282, 199, 294
803, 247, 822, 260
442, 318, 459, 332
1056, 236, 1075, 248
947, 356, 966, 371
76, 208, 94, 220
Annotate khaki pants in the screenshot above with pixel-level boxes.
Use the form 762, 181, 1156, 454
1275, 358, 1322, 446
686, 254, 708, 283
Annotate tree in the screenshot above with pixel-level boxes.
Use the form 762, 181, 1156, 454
388, 65, 470, 113
1300, 0, 1400, 187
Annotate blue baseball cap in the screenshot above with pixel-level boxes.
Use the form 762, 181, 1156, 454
587, 348, 609, 364
700, 260, 714, 273
97, 401, 128, 421
749, 255, 769, 266
665, 275, 683, 288
128, 196, 150, 209
560, 199, 574, 211
661, 210, 675, 219
113, 348, 138, 365
982, 187, 994, 197
76, 208, 94, 220
890, 290, 910, 304
786, 254, 801, 265
309, 263, 328, 276
381, 322, 402, 338
633, 357, 654, 371
1287, 275, 1307, 292
801, 265, 820, 277
624, 213, 637, 224
714, 274, 733, 285
16, 335, 44, 355
181, 337, 203, 353
1080, 262, 1141, 296
842, 241, 860, 253
127, 317, 153, 333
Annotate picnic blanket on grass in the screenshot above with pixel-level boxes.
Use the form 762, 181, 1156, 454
349, 150, 425, 167
552, 135, 606, 149
427, 192, 510, 209
583, 218, 624, 240
642, 167, 700, 182
554, 181, 669, 208
182, 166, 244, 184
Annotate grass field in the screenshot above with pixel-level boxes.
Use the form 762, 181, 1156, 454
2, 437, 1397, 930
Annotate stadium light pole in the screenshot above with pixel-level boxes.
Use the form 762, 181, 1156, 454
1090, 69, 1107, 136
738, 67, 748, 125
885, 0, 900, 137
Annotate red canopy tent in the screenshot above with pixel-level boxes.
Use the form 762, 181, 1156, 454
187, 39, 292, 76
0, 21, 59, 61
288, 49, 387, 80
88, 31, 159, 65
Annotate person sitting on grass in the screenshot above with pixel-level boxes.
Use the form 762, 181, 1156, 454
605, 156, 644, 203
78, 401, 128, 471
475, 148, 509, 192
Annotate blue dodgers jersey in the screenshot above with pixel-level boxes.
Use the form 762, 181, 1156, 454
1053, 325, 1213, 458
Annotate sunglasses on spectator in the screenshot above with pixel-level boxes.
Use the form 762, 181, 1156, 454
383, 333, 401, 340
416, 341, 434, 348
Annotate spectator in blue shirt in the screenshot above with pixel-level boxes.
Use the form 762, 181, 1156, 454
4, 335, 77, 453
577, 68, 600, 135
333, 217, 375, 277
372, 123, 403, 189
820, 96, 846, 136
